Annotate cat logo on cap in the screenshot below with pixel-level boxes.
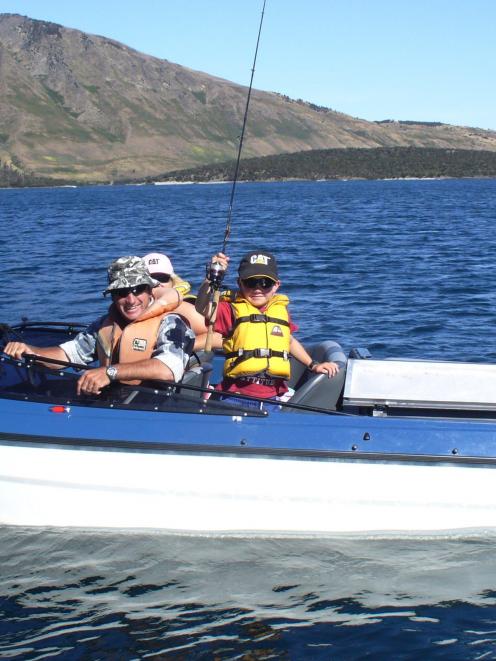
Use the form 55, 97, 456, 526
250, 254, 271, 265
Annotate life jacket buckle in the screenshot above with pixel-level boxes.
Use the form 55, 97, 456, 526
249, 314, 267, 323
254, 348, 271, 358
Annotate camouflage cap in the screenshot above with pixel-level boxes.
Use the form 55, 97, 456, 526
104, 256, 159, 294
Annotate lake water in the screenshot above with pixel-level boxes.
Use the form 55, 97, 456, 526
2, 179, 496, 658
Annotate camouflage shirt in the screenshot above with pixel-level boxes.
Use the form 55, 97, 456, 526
60, 313, 194, 382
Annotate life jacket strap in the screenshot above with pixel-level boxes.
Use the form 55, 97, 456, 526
232, 314, 290, 330
225, 348, 289, 361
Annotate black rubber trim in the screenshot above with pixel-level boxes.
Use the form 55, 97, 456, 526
1, 431, 495, 466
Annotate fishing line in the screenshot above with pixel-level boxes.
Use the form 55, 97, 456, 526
221, 0, 267, 254
204, 0, 267, 352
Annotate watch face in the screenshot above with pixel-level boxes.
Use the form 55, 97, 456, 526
106, 366, 118, 380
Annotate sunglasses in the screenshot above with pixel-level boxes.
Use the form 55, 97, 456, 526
112, 284, 149, 299
152, 273, 171, 284
241, 277, 276, 290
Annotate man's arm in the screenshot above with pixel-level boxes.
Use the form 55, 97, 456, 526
194, 331, 223, 351
3, 342, 70, 366
76, 314, 195, 396
152, 286, 183, 309
76, 358, 173, 396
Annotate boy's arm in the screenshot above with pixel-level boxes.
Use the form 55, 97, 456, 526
195, 279, 212, 316
289, 336, 340, 378
195, 252, 230, 316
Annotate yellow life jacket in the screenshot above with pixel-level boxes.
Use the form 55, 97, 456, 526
172, 274, 191, 298
223, 294, 291, 379
96, 299, 177, 384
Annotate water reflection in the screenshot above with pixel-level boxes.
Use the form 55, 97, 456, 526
2, 528, 496, 657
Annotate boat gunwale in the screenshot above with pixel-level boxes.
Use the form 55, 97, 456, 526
2, 431, 496, 467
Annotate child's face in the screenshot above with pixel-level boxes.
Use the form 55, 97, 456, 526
239, 276, 280, 308
151, 273, 173, 297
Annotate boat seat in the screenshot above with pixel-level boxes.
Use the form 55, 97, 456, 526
181, 362, 213, 389
181, 350, 214, 392
285, 368, 346, 412
285, 340, 347, 412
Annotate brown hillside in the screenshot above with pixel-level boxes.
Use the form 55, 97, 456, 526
1, 13, 496, 182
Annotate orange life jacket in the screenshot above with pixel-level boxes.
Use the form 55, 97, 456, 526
96, 299, 179, 384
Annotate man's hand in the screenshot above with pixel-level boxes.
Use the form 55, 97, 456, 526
77, 367, 111, 396
3, 342, 32, 360
3, 342, 69, 367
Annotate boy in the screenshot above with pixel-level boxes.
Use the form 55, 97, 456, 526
197, 249, 339, 407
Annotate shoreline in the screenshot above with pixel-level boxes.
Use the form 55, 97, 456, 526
2, 174, 496, 191
150, 174, 496, 186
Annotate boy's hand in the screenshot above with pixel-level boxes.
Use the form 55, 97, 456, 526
206, 252, 230, 288
311, 361, 340, 378
211, 252, 229, 270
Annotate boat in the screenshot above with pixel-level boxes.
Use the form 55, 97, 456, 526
2, 320, 496, 536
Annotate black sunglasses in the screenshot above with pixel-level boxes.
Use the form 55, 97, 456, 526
152, 273, 171, 284
111, 284, 149, 299
241, 277, 276, 290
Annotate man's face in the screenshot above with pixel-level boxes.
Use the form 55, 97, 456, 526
111, 284, 152, 322
238, 276, 279, 308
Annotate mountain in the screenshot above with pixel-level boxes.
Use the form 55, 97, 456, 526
1, 13, 496, 183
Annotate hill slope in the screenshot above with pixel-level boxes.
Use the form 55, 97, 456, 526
1, 13, 496, 183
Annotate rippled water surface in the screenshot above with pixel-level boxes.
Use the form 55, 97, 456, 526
2, 179, 496, 658
2, 529, 496, 659
3, 178, 496, 361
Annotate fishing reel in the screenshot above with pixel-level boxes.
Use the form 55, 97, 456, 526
206, 261, 226, 289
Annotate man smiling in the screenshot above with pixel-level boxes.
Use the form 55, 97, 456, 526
4, 256, 194, 396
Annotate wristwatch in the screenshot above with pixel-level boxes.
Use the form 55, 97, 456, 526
308, 360, 319, 371
106, 365, 118, 381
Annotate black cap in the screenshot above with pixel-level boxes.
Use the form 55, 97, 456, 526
238, 250, 278, 280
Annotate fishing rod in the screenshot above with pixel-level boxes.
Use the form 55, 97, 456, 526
205, 0, 267, 351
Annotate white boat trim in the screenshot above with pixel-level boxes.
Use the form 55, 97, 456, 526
2, 442, 496, 535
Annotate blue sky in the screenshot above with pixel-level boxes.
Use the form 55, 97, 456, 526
1, 0, 495, 130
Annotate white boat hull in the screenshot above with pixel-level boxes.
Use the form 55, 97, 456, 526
2, 443, 496, 534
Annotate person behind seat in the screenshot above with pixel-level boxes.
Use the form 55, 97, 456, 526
4, 256, 195, 396
143, 252, 193, 301
196, 249, 339, 409
143, 251, 211, 351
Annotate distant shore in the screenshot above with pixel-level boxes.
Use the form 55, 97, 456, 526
149, 147, 496, 186
4, 147, 496, 189
4, 174, 496, 191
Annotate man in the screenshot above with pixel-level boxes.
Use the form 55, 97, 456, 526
4, 256, 195, 396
